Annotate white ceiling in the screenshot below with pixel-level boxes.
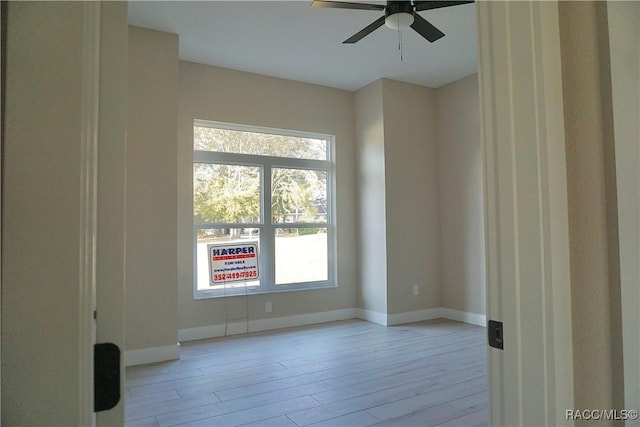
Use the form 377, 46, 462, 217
128, 1, 478, 92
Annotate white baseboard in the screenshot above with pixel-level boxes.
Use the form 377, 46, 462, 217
440, 308, 486, 327
250, 308, 358, 333
387, 308, 443, 326
178, 308, 358, 342
357, 307, 485, 327
177, 307, 485, 343
124, 343, 180, 367
177, 324, 227, 342
356, 309, 388, 326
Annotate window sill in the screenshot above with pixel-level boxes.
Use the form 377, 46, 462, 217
193, 283, 337, 300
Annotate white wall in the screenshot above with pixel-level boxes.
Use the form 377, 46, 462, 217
382, 79, 441, 315
354, 80, 388, 317
435, 74, 485, 316
126, 26, 179, 356
177, 61, 358, 333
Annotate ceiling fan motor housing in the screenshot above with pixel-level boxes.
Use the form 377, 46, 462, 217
384, 1, 415, 29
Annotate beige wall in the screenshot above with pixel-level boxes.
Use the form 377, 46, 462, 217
354, 80, 388, 315
126, 26, 179, 351
354, 78, 445, 319
382, 79, 440, 314
559, 1, 624, 415
177, 61, 358, 330
435, 74, 485, 316
3, 2, 85, 423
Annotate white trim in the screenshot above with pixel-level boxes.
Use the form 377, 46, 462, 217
1, 3, 4, 422
387, 308, 443, 326
194, 119, 334, 142
192, 119, 336, 299
477, 2, 574, 425
440, 308, 486, 327
179, 308, 358, 341
540, 3, 575, 422
192, 121, 337, 300
124, 344, 181, 367
356, 309, 388, 326
178, 324, 227, 342
358, 307, 486, 327
251, 308, 357, 333
79, 2, 101, 424
177, 307, 487, 343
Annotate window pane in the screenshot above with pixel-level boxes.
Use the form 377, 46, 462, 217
194, 126, 327, 160
193, 163, 260, 224
275, 228, 327, 285
272, 169, 327, 224
196, 228, 260, 291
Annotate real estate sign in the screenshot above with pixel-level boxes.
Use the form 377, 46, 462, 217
208, 242, 259, 284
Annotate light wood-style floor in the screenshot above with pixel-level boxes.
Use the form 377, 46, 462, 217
125, 319, 488, 427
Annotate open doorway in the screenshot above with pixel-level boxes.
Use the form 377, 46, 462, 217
123, 1, 487, 426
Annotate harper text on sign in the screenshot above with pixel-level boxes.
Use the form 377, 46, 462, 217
208, 242, 259, 285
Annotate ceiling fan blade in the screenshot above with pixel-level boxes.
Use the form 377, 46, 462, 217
343, 15, 386, 43
410, 13, 445, 42
414, 1, 474, 12
311, 1, 385, 11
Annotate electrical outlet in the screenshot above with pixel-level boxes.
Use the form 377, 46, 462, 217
265, 301, 272, 313
413, 285, 419, 296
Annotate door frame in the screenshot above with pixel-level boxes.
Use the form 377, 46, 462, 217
78, 2, 101, 424
477, 2, 574, 425
78, 1, 577, 424
79, 2, 129, 425
74, 0, 585, 424
0, 1, 5, 421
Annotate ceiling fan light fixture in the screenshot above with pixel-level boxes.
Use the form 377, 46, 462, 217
385, 12, 414, 30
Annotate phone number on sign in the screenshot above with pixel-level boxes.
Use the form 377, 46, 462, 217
214, 271, 258, 281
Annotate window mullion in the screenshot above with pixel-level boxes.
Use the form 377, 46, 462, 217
263, 163, 275, 290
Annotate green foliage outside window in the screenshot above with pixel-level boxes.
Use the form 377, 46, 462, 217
194, 127, 328, 227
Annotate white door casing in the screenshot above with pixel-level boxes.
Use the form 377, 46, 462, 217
95, 2, 128, 425
477, 2, 574, 425
79, 1, 101, 424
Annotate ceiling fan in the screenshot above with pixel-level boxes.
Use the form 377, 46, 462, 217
311, 0, 474, 44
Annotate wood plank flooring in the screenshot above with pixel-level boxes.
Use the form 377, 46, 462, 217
125, 319, 488, 427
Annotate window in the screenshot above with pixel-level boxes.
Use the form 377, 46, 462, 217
193, 120, 335, 298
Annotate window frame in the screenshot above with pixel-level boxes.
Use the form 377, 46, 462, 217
193, 120, 337, 299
